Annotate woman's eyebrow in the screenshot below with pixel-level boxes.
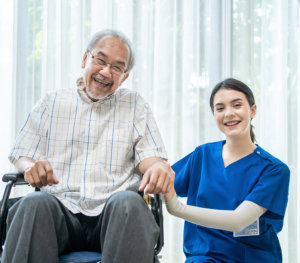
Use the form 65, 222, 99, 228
214, 98, 242, 107
231, 98, 243, 103
214, 102, 224, 107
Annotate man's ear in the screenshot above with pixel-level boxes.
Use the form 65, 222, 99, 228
120, 72, 129, 86
81, 51, 88, 69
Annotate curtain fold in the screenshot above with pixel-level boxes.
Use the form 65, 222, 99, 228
1, 0, 299, 262
0, 0, 14, 189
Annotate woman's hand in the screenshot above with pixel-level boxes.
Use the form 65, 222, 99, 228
163, 162, 176, 202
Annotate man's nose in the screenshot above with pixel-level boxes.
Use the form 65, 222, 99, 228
99, 64, 112, 77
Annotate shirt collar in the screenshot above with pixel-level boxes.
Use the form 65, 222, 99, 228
76, 85, 120, 104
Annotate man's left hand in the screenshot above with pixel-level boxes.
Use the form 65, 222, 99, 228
139, 160, 173, 194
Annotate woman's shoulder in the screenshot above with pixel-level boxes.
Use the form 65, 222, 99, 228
184, 141, 224, 164
195, 140, 224, 152
255, 145, 290, 174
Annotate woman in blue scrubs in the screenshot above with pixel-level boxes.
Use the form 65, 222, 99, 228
164, 78, 290, 263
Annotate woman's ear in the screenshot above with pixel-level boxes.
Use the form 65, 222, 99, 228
250, 104, 257, 119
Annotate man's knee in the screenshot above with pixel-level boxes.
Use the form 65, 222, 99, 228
19, 191, 53, 206
8, 191, 58, 220
108, 191, 144, 208
105, 191, 151, 218
104, 190, 158, 230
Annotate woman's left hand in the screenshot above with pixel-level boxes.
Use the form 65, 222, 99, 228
164, 162, 176, 201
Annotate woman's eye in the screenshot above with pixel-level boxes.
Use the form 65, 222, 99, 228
216, 107, 223, 111
234, 104, 241, 107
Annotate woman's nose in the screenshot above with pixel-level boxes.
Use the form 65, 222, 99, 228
225, 107, 234, 117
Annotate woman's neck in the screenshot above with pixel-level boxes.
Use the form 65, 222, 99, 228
222, 137, 256, 167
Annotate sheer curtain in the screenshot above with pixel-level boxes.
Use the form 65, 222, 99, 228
1, 0, 299, 262
0, 0, 14, 192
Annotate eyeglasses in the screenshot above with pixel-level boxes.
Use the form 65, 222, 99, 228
88, 51, 127, 75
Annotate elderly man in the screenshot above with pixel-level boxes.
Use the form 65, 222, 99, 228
2, 29, 172, 263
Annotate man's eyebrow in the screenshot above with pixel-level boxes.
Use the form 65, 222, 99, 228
96, 51, 107, 58
96, 51, 126, 66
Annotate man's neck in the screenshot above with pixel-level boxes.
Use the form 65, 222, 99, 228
83, 87, 100, 102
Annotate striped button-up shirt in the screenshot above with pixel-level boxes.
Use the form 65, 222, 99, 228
9, 87, 167, 216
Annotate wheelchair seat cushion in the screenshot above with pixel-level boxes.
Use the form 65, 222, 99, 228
59, 251, 102, 263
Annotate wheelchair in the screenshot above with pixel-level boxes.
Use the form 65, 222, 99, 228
0, 172, 164, 263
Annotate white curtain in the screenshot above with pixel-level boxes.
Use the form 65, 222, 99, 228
0, 0, 14, 192
1, 0, 299, 262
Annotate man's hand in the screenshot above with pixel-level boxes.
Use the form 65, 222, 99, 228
16, 157, 59, 188
138, 158, 174, 194
24, 160, 59, 188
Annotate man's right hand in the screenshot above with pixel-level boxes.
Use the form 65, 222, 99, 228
17, 157, 59, 188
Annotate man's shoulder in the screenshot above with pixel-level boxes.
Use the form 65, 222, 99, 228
49, 88, 77, 97
117, 88, 148, 106
41, 88, 76, 99
117, 88, 142, 98
39, 88, 77, 104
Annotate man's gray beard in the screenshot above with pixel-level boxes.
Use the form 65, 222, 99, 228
85, 85, 105, 101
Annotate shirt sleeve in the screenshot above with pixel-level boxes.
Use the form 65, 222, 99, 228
172, 150, 196, 197
8, 94, 50, 164
166, 195, 265, 233
245, 162, 290, 217
133, 96, 167, 167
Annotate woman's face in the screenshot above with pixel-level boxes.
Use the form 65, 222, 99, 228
212, 88, 256, 141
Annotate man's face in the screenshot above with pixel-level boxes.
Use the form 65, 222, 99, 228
81, 36, 130, 100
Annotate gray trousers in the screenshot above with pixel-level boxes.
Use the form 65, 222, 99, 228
2, 191, 159, 263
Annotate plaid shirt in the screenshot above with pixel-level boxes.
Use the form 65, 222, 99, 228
9, 87, 167, 216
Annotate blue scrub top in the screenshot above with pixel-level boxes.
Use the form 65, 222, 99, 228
173, 141, 290, 263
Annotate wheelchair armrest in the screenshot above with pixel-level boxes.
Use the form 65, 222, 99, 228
2, 172, 26, 184
1, 173, 25, 218
0, 172, 26, 249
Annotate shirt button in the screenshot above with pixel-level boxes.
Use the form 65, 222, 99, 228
257, 151, 260, 154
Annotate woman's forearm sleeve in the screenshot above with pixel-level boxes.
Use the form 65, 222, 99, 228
165, 195, 265, 232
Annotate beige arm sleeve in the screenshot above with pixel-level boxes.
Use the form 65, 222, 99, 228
165, 195, 266, 232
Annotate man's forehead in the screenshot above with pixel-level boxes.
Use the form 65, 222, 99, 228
94, 37, 128, 51
93, 36, 130, 61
